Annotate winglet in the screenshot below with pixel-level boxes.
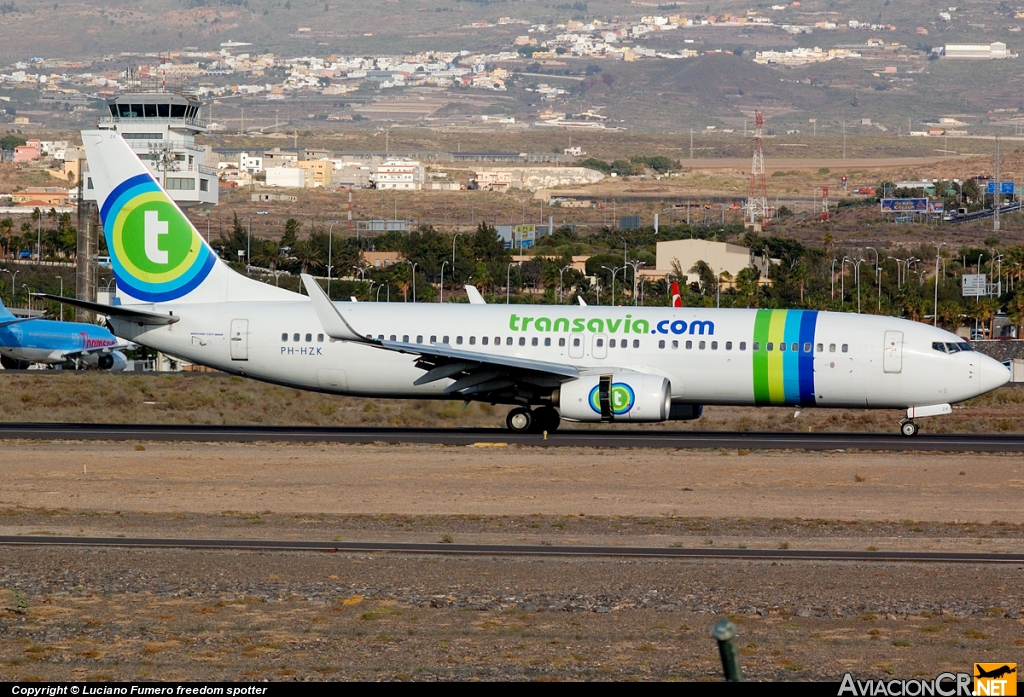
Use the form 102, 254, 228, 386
465, 285, 486, 304
578, 295, 588, 307
300, 274, 366, 342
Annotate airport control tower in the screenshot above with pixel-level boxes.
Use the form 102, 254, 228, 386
82, 86, 217, 210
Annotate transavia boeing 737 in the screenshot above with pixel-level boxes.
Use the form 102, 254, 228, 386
48, 131, 1009, 435
0, 298, 128, 370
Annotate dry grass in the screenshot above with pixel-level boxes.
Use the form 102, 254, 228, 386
1, 371, 1022, 433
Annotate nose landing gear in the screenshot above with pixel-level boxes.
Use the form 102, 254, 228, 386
506, 406, 561, 434
899, 419, 919, 437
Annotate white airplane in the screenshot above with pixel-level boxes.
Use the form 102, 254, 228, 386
52, 131, 1009, 436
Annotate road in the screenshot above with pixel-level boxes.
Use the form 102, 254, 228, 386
0, 422, 1022, 451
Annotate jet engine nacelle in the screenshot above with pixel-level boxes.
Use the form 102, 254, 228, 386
558, 373, 671, 422
92, 351, 128, 371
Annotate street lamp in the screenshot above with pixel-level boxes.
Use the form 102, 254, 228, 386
452, 232, 462, 285
327, 221, 337, 295
933, 242, 945, 326
246, 218, 252, 273
54, 275, 63, 321
21, 284, 30, 311
625, 260, 645, 306
1, 268, 18, 306
410, 261, 418, 303
558, 264, 572, 304
439, 260, 449, 303
507, 262, 515, 304
866, 246, 880, 313
600, 265, 621, 305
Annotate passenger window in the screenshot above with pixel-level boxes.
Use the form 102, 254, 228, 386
751, 341, 758, 351
572, 338, 580, 347
792, 343, 799, 352
610, 339, 617, 348
306, 333, 312, 342
456, 336, 463, 345
558, 338, 565, 347
531, 337, 538, 346
842, 344, 849, 353
389, 335, 397, 342
430, 335, 437, 343
767, 342, 774, 351
377, 334, 384, 341
494, 337, 500, 345
803, 342, 811, 353
416, 335, 423, 344
469, 336, 476, 345
829, 343, 836, 353
779, 343, 786, 353
402, 335, 409, 343
293, 333, 300, 342
317, 334, 324, 342
482, 337, 489, 345
672, 340, 678, 349
519, 337, 526, 346
699, 341, 706, 350
281, 333, 288, 341
596, 338, 604, 347
442, 335, 449, 344
544, 338, 551, 347
711, 341, 718, 350
725, 341, 732, 350
659, 339, 666, 349
816, 343, 823, 353
686, 340, 693, 349
740, 342, 746, 351
633, 339, 639, 348
506, 337, 513, 346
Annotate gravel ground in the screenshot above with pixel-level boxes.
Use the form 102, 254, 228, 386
0, 441, 1022, 682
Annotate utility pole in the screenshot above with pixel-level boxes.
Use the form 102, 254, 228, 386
993, 136, 1001, 232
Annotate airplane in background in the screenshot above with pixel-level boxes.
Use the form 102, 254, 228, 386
45, 130, 1010, 435
0, 298, 128, 370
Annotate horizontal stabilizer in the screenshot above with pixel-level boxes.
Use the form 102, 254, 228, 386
32, 294, 179, 326
0, 317, 35, 329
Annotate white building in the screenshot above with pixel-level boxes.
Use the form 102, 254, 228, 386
944, 42, 1011, 59
84, 91, 217, 208
265, 166, 310, 188
373, 159, 424, 190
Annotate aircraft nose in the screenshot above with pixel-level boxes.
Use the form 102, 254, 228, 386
978, 353, 1011, 395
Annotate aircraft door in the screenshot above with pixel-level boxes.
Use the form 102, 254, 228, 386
230, 319, 249, 361
592, 333, 608, 359
883, 330, 903, 373
568, 333, 584, 359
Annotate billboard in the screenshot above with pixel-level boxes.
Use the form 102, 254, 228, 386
513, 224, 536, 249
987, 181, 1015, 195
881, 198, 928, 212
962, 273, 987, 298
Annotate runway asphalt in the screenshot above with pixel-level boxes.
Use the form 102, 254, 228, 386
0, 422, 1022, 451
1, 535, 1021, 563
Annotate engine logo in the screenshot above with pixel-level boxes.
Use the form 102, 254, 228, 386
588, 382, 636, 415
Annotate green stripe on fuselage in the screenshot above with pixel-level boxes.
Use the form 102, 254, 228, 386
752, 309, 772, 403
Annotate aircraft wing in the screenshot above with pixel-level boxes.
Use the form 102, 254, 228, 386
301, 274, 581, 401
60, 343, 132, 360
0, 317, 35, 329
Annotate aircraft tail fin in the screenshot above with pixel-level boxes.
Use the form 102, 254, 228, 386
670, 281, 682, 308
81, 130, 296, 305
0, 296, 14, 320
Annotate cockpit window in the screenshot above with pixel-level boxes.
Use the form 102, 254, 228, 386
945, 342, 961, 354
933, 342, 975, 354
932, 342, 948, 354
956, 342, 973, 352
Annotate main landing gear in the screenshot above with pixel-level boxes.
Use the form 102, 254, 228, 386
506, 406, 561, 434
899, 419, 919, 437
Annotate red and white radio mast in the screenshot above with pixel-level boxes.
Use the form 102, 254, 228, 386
746, 110, 770, 227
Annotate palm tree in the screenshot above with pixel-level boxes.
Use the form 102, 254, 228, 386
290, 238, 323, 276
0, 218, 13, 259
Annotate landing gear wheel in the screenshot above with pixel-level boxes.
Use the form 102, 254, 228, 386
900, 420, 919, 437
506, 407, 534, 433
532, 406, 561, 433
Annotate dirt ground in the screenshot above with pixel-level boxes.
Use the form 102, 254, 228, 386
0, 441, 1022, 682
